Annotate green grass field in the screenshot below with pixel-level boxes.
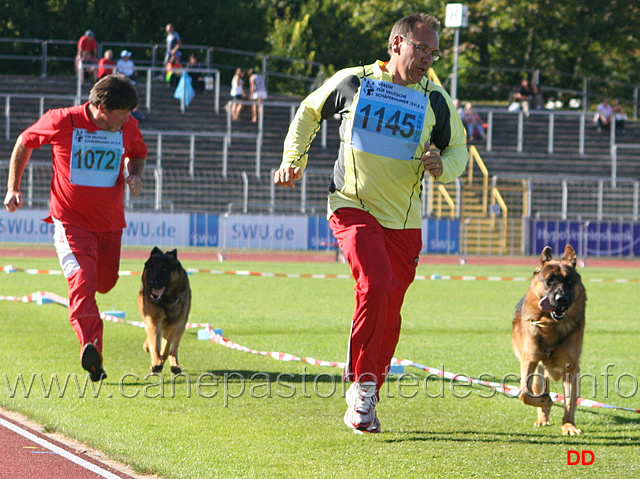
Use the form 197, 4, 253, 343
1, 254, 639, 478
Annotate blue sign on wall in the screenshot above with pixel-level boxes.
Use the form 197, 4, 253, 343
531, 220, 640, 257
307, 215, 459, 254
422, 218, 459, 254
307, 215, 337, 251
190, 213, 218, 247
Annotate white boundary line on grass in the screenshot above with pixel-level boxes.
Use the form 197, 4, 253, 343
0, 416, 123, 479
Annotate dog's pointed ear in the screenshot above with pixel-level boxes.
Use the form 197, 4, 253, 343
166, 249, 178, 259
151, 246, 163, 256
540, 246, 553, 265
562, 244, 577, 267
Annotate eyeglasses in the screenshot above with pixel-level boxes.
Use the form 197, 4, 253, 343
400, 35, 440, 61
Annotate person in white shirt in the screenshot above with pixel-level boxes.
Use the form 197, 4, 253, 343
116, 50, 137, 85
248, 68, 268, 122
595, 98, 613, 132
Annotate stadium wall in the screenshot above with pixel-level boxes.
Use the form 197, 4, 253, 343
0, 211, 460, 255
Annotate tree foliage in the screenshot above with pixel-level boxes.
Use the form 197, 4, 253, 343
0, 0, 637, 100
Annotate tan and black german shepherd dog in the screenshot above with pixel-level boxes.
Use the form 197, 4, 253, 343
138, 247, 191, 374
512, 244, 586, 436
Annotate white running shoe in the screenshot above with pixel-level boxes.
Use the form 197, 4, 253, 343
353, 414, 381, 434
344, 382, 378, 431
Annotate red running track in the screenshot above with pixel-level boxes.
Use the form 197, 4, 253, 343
0, 410, 146, 479
3, 246, 640, 268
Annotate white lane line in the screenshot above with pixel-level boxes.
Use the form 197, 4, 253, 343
0, 417, 124, 479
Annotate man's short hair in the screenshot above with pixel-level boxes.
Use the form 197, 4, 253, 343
388, 13, 441, 55
89, 74, 138, 111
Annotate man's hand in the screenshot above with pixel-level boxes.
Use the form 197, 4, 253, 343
4, 190, 22, 212
421, 143, 442, 178
126, 175, 143, 196
273, 166, 302, 188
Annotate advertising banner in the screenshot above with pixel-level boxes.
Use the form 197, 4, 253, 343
190, 213, 219, 247
531, 220, 640, 257
422, 218, 460, 254
0, 209, 458, 256
122, 212, 191, 246
220, 214, 308, 250
0, 210, 54, 243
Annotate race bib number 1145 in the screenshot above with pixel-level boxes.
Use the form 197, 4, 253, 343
352, 78, 427, 160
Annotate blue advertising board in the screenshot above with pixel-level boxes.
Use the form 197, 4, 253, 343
422, 218, 460, 254
531, 220, 640, 257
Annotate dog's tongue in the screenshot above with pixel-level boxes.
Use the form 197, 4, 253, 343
538, 297, 554, 312
152, 287, 166, 298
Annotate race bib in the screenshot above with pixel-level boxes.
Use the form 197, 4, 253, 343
70, 128, 123, 187
352, 78, 427, 160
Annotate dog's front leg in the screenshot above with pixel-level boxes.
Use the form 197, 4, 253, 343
144, 319, 164, 373
561, 362, 582, 436
519, 360, 553, 408
533, 365, 552, 427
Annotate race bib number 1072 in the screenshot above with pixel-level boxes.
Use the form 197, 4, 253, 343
352, 78, 427, 161
70, 128, 123, 187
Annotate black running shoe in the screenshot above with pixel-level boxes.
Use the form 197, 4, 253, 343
81, 343, 107, 382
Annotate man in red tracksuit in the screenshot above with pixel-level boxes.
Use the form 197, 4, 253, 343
4, 74, 147, 382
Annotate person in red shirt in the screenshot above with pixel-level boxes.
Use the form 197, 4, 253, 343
97, 49, 117, 80
76, 29, 98, 82
3, 74, 147, 382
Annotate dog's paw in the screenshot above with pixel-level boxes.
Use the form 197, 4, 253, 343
170, 366, 182, 375
520, 392, 553, 408
534, 419, 551, 427
151, 363, 164, 373
562, 423, 582, 436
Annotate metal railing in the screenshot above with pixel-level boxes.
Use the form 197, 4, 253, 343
0, 93, 78, 140
0, 37, 324, 96
479, 108, 616, 155
76, 63, 221, 114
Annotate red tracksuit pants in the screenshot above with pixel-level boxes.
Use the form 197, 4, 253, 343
53, 220, 122, 354
329, 208, 422, 389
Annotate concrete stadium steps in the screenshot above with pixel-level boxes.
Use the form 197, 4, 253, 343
462, 216, 524, 256
474, 112, 640, 178
1, 73, 639, 250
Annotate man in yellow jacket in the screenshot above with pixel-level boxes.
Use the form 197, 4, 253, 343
274, 13, 468, 433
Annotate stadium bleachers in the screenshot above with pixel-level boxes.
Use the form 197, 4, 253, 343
0, 74, 638, 223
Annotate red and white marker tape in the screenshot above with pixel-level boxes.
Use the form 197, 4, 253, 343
3, 289, 639, 414
3, 264, 640, 283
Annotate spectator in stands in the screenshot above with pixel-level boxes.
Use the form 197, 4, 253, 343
165, 54, 182, 88
248, 67, 268, 123
453, 98, 463, 117
76, 30, 98, 83
164, 23, 182, 65
3, 74, 147, 383
187, 54, 205, 93
594, 98, 613, 132
531, 83, 544, 110
461, 102, 486, 142
97, 50, 116, 80
513, 78, 533, 117
230, 67, 245, 120
274, 12, 467, 434
116, 50, 138, 85
613, 99, 627, 133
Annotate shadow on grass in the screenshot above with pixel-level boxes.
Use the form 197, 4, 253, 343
383, 428, 640, 447
203, 370, 343, 383
111, 370, 344, 384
